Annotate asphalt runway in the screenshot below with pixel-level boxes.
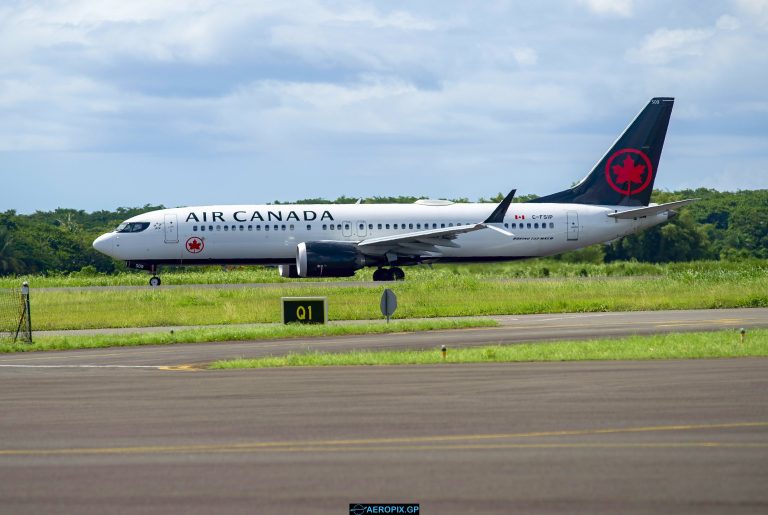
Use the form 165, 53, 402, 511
1, 359, 766, 514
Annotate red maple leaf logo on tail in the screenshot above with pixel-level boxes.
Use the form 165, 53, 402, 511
612, 155, 645, 186
604, 148, 654, 196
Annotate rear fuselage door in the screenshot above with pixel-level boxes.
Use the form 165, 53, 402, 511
164, 214, 179, 243
342, 220, 352, 238
567, 210, 579, 241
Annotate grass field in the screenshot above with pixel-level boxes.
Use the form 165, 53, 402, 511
18, 262, 768, 330
2, 258, 766, 288
210, 329, 768, 369
0, 319, 496, 353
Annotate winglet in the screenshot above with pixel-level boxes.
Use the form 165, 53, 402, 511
484, 190, 516, 224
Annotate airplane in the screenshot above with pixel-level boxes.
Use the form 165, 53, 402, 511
93, 97, 696, 286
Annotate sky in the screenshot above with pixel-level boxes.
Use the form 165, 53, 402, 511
1, 0, 767, 213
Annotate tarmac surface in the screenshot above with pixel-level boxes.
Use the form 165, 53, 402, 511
0, 359, 766, 514
1, 308, 767, 514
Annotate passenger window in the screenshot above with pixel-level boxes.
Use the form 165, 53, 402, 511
416, 224, 421, 229
527, 223, 531, 228
208, 225, 213, 231
274, 225, 278, 231
549, 222, 554, 229
368, 224, 373, 229
248, 225, 252, 231
289, 225, 294, 231
409, 223, 413, 229
256, 225, 261, 231
322, 224, 327, 230
193, 225, 198, 231
441, 223, 445, 228
504, 223, 508, 228
385, 224, 390, 229
432, 223, 437, 229
377, 224, 382, 230
449, 223, 454, 227
265, 225, 270, 231
239, 225, 244, 231
224, 225, 229, 231
394, 224, 398, 230
359, 224, 364, 230
344, 224, 350, 230
200, 225, 205, 232
534, 223, 539, 229
330, 224, 335, 230
511, 223, 516, 229
217, 225, 221, 231
231, 225, 236, 231
306, 225, 311, 231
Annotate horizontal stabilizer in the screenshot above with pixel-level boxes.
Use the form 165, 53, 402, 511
607, 199, 698, 219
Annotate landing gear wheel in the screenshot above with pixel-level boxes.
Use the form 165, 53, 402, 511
372, 268, 390, 282
390, 267, 405, 281
149, 276, 161, 287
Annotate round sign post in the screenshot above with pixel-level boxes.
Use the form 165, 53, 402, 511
380, 289, 397, 323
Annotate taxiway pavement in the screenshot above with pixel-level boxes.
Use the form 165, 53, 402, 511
0, 359, 766, 514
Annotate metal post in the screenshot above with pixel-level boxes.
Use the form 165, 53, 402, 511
22, 282, 31, 344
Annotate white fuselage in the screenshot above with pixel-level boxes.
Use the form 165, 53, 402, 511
93, 202, 668, 266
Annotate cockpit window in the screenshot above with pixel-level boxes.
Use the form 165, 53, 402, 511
116, 222, 150, 233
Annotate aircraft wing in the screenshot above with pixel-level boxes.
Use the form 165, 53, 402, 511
357, 190, 516, 256
607, 199, 698, 219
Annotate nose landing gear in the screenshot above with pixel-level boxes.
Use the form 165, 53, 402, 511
148, 265, 161, 287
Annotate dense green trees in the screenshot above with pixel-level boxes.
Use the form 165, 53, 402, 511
0, 190, 764, 276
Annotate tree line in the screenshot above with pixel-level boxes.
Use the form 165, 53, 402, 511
0, 189, 765, 276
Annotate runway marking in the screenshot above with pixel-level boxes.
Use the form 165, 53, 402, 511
0, 363, 202, 371
157, 364, 202, 372
2, 422, 765, 456
0, 364, 167, 369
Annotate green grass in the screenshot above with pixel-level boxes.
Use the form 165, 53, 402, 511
22, 265, 768, 330
2, 259, 766, 288
0, 318, 497, 353
210, 329, 768, 369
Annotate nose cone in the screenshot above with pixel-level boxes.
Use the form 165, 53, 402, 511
92, 233, 116, 258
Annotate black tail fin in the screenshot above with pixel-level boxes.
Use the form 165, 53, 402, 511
529, 97, 674, 207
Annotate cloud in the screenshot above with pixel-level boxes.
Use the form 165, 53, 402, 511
0, 0, 767, 210
578, 0, 633, 17
735, 0, 768, 30
627, 27, 714, 65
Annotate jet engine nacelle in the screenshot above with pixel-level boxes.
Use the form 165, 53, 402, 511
296, 241, 367, 278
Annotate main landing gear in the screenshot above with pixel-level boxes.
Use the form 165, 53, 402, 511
372, 267, 405, 282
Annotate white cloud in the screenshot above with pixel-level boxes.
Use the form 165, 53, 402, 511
578, 0, 633, 17
512, 47, 539, 67
0, 0, 767, 210
716, 14, 740, 30
735, 0, 768, 29
628, 27, 713, 65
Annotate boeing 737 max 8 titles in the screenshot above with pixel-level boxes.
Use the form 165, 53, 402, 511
93, 97, 695, 285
